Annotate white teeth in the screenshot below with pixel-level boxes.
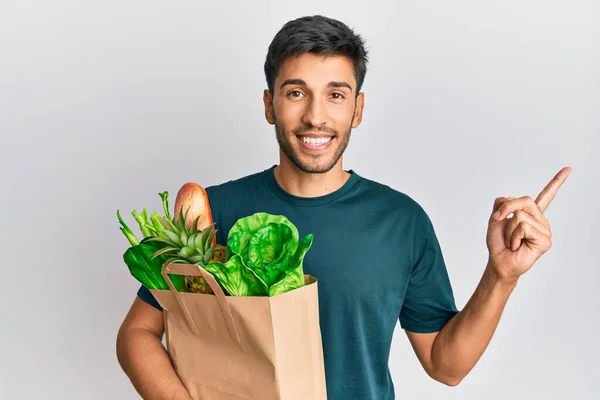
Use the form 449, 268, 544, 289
300, 136, 332, 146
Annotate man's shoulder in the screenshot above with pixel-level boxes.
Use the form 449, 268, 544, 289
356, 173, 427, 216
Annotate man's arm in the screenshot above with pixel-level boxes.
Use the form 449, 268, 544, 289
116, 297, 192, 400
405, 167, 570, 387
406, 262, 516, 387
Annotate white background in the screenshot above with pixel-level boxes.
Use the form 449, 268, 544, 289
1, 1, 599, 399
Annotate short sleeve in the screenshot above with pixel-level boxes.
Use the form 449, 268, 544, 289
399, 210, 459, 333
137, 285, 163, 311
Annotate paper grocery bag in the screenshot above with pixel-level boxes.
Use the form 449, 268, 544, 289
149, 262, 327, 400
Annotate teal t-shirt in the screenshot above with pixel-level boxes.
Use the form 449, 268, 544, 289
137, 165, 459, 399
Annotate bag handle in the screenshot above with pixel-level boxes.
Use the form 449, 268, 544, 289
161, 262, 241, 343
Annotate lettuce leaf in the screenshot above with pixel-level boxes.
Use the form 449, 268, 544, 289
206, 212, 313, 296
269, 233, 313, 296
203, 253, 268, 296
228, 213, 300, 261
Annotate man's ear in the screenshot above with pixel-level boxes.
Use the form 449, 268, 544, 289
264, 89, 275, 125
351, 92, 365, 128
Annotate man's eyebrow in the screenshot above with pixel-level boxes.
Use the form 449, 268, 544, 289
280, 79, 306, 89
279, 79, 353, 92
327, 81, 353, 92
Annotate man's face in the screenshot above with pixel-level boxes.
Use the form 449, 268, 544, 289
264, 53, 364, 174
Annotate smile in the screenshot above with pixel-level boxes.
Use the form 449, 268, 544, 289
297, 136, 334, 148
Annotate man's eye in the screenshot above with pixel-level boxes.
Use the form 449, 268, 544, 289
331, 93, 344, 99
288, 91, 304, 98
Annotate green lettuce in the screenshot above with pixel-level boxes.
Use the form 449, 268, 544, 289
204, 212, 313, 296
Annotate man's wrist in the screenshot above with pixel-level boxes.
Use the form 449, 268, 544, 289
484, 261, 519, 295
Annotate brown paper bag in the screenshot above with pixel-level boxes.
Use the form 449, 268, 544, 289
149, 262, 328, 400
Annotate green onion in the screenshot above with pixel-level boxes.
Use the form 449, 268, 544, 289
159, 191, 171, 220
117, 210, 139, 246
132, 208, 153, 238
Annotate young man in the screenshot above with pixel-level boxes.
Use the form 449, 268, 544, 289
116, 15, 571, 400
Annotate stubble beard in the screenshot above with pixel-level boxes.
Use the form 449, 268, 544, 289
273, 110, 354, 175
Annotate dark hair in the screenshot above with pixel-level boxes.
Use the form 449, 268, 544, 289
264, 15, 369, 95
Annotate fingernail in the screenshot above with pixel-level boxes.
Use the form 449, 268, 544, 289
493, 211, 501, 220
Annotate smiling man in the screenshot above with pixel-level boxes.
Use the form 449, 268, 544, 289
116, 15, 571, 400
267, 52, 361, 178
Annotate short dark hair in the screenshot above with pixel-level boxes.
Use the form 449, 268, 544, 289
264, 15, 369, 95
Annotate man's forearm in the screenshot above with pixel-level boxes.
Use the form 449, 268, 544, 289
431, 261, 517, 385
117, 327, 192, 400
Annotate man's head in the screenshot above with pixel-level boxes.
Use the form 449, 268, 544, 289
263, 15, 369, 174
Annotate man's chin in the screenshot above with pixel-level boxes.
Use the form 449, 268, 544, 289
292, 158, 338, 174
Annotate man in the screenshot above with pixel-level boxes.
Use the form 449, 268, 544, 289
116, 15, 571, 399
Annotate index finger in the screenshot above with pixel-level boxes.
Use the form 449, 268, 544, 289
535, 166, 572, 213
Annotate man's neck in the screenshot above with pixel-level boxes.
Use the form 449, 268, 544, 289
273, 158, 351, 198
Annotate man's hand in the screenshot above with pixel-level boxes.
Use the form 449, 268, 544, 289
486, 166, 572, 284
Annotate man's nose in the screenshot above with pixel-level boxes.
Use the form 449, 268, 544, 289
302, 97, 327, 127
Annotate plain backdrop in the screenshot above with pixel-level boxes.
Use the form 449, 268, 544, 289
1, 1, 599, 399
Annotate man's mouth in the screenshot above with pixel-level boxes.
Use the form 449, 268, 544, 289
297, 135, 334, 148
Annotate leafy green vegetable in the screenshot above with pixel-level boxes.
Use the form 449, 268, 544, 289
204, 254, 268, 296
122, 238, 187, 291
118, 192, 314, 297
268, 233, 313, 296
205, 212, 314, 296
228, 213, 300, 260
118, 191, 187, 292
117, 209, 139, 246
132, 208, 154, 238
159, 191, 172, 220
